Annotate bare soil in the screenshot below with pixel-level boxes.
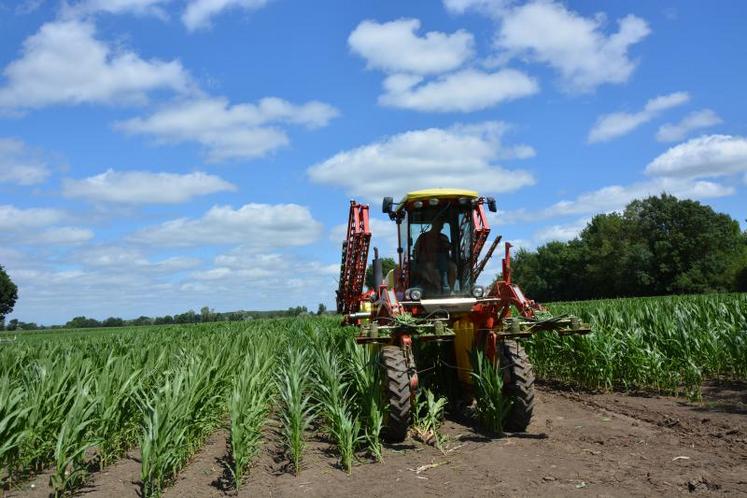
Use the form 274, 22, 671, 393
8, 382, 746, 497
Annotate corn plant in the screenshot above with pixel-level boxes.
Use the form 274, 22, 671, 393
0, 375, 29, 488
313, 347, 361, 473
139, 352, 227, 497
347, 343, 384, 461
277, 347, 315, 475
470, 349, 512, 436
527, 293, 747, 397
412, 389, 447, 450
50, 379, 99, 497
229, 342, 275, 488
94, 353, 142, 466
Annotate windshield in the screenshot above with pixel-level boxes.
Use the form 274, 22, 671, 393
407, 201, 473, 298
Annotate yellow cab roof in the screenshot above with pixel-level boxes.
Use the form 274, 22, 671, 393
397, 188, 478, 211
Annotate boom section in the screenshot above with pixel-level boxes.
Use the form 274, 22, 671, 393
336, 200, 371, 315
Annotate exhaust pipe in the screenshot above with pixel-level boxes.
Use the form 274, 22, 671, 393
373, 247, 383, 291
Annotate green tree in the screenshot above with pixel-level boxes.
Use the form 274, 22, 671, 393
510, 194, 746, 301
0, 264, 18, 323
624, 195, 743, 294
65, 316, 101, 328
102, 317, 124, 327
365, 257, 397, 290
316, 303, 327, 315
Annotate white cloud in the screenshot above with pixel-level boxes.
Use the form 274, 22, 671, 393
534, 217, 589, 243
656, 109, 722, 142
63, 169, 236, 204
182, 0, 271, 31
0, 138, 51, 185
0, 204, 93, 245
588, 91, 689, 143
62, 0, 172, 17
308, 122, 535, 201
330, 217, 399, 260
532, 177, 733, 220
348, 18, 536, 113
116, 96, 338, 161
31, 227, 94, 244
379, 68, 538, 112
443, 0, 509, 17
0, 20, 191, 111
645, 134, 747, 179
0, 205, 64, 230
349, 19, 474, 75
493, 2, 650, 92
188, 248, 337, 297
129, 202, 323, 247
73, 245, 200, 272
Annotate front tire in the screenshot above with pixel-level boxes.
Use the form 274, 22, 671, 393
499, 340, 535, 432
381, 345, 412, 442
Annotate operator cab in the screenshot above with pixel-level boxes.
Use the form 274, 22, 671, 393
383, 189, 496, 301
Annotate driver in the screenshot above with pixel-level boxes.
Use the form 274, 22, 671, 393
413, 218, 457, 292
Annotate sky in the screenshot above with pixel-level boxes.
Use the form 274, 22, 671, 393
1, 0, 746, 325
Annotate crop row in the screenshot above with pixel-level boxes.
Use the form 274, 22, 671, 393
0, 318, 401, 496
527, 293, 747, 397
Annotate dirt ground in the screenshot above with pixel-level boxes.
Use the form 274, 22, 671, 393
10, 382, 747, 497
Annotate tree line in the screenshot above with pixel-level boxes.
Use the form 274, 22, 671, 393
509, 195, 747, 302
1, 304, 330, 332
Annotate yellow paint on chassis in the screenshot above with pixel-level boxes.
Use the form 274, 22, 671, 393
453, 317, 475, 384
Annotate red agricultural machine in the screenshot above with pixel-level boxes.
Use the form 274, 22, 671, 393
336, 189, 590, 441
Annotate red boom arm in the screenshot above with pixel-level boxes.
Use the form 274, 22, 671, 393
336, 200, 371, 316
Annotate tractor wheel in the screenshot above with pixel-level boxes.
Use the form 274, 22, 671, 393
381, 345, 412, 442
499, 340, 535, 432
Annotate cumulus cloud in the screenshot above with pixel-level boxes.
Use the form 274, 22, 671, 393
0, 205, 92, 245
0, 205, 65, 230
73, 245, 200, 272
116, 96, 339, 161
527, 177, 733, 221
496, 2, 650, 92
656, 109, 722, 143
0, 20, 191, 112
379, 68, 538, 112
330, 217, 399, 260
349, 18, 474, 75
308, 121, 535, 201
129, 203, 323, 247
0, 138, 51, 185
30, 227, 94, 244
588, 92, 689, 143
62, 0, 172, 18
534, 217, 589, 244
645, 134, 747, 179
348, 18, 535, 112
60, 0, 275, 31
443, 0, 509, 16
447, 0, 650, 92
63, 169, 235, 204
182, 0, 271, 31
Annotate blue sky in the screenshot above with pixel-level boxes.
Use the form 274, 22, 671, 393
1, 0, 745, 324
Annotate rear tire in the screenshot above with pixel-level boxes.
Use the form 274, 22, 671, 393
381, 345, 412, 442
499, 340, 535, 432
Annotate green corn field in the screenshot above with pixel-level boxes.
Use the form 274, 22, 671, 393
0, 293, 745, 496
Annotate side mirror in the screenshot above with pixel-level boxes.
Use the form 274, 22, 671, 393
487, 197, 497, 213
382, 197, 394, 215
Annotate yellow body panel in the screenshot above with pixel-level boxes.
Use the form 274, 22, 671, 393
453, 317, 475, 385
397, 188, 479, 211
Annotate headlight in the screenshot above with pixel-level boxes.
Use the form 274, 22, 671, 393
472, 285, 485, 298
406, 288, 423, 300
